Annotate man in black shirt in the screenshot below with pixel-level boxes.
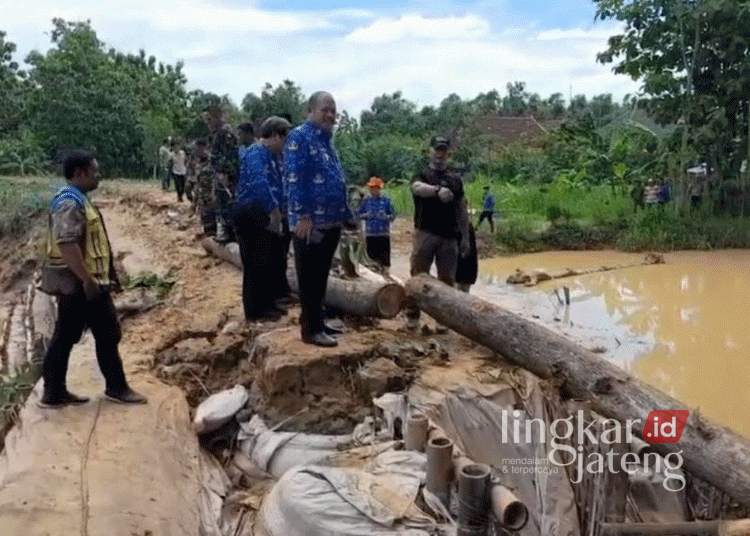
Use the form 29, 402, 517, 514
406, 137, 470, 330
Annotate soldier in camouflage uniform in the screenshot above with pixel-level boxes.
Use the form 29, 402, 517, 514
189, 138, 217, 235
205, 104, 239, 242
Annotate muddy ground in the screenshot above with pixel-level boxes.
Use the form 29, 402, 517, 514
0, 182, 508, 434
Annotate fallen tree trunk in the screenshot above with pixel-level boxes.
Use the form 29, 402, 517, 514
405, 273, 750, 506
201, 237, 405, 319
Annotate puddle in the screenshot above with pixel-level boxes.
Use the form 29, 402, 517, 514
477, 250, 750, 437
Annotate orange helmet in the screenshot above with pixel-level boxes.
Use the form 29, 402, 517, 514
366, 177, 384, 188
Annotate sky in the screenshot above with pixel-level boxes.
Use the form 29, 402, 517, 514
1, 0, 641, 118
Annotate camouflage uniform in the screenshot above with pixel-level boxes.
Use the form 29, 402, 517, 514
184, 149, 196, 203
209, 125, 239, 241
189, 154, 217, 235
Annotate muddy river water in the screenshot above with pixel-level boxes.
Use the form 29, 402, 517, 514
475, 250, 750, 437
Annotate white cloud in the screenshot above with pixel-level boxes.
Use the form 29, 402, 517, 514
345, 13, 490, 44
536, 25, 622, 41
0, 1, 639, 118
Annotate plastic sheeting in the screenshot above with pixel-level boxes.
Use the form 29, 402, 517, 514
0, 375, 229, 536
255, 450, 436, 536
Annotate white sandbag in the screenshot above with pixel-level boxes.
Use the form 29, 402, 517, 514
238, 415, 352, 478
194, 385, 249, 434
256, 450, 435, 536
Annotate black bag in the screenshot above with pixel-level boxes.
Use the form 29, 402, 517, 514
40, 264, 82, 296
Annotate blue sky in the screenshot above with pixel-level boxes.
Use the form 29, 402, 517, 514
2, 0, 639, 117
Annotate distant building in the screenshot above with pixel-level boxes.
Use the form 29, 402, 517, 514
466, 115, 563, 147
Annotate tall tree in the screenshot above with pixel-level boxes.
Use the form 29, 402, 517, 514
360, 91, 420, 136
0, 31, 28, 135
595, 0, 750, 182
24, 19, 192, 176
241, 80, 306, 125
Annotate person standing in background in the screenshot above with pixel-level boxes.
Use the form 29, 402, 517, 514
238, 122, 255, 160
190, 139, 216, 236
476, 185, 495, 233
455, 223, 477, 293
205, 104, 239, 243
158, 138, 172, 191
357, 176, 396, 269
171, 140, 187, 202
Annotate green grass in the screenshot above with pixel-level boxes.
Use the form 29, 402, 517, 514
387, 176, 632, 222
0, 176, 59, 239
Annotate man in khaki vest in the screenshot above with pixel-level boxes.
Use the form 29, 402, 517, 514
40, 150, 147, 407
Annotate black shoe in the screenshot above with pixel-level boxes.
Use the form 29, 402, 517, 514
302, 332, 338, 347
105, 388, 148, 405
37, 390, 90, 408
323, 320, 344, 335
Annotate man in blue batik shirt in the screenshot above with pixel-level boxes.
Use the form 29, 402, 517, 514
284, 91, 354, 347
233, 116, 290, 321
357, 176, 396, 268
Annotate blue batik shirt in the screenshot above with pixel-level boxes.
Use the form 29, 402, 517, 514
236, 143, 283, 214
357, 196, 396, 236
483, 193, 495, 211
238, 144, 251, 160
284, 121, 352, 228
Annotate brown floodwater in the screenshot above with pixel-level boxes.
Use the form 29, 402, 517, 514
477, 250, 750, 437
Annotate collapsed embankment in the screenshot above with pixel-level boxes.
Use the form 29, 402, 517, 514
1, 186, 750, 535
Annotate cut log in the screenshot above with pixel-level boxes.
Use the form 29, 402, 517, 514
202, 237, 405, 318
286, 268, 404, 319
201, 237, 242, 267
405, 273, 750, 506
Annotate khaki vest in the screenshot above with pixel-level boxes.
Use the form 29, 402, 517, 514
46, 188, 111, 287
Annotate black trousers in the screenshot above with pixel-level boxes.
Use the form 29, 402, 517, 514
477, 210, 494, 232
173, 174, 186, 199
293, 227, 341, 339
271, 219, 292, 299
366, 235, 391, 267
43, 290, 128, 397
236, 224, 277, 318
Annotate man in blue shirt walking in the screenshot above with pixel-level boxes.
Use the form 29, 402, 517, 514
357, 176, 396, 268
233, 116, 290, 321
285, 91, 354, 347
477, 185, 495, 233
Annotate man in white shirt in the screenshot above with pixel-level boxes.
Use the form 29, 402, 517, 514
171, 140, 187, 202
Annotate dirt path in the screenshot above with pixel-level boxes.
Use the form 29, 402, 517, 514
0, 183, 507, 535
0, 185, 228, 536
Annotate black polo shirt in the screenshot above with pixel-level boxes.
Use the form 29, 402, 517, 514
412, 166, 464, 239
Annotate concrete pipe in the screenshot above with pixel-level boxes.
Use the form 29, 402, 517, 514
405, 412, 428, 452
426, 436, 453, 508
491, 484, 528, 531
457, 463, 491, 536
